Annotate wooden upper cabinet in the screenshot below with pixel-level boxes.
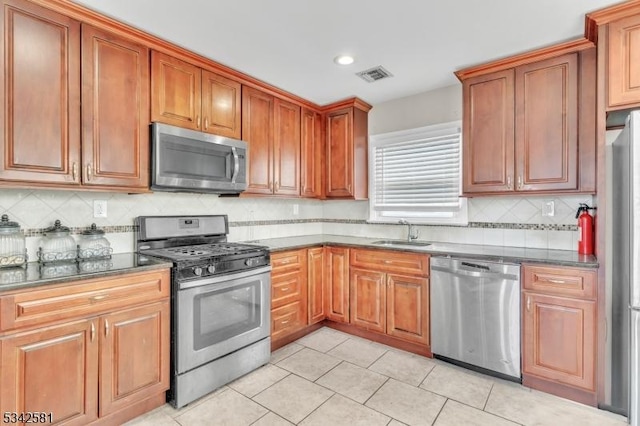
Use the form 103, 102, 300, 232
0, 319, 99, 425
0, 0, 81, 185
242, 86, 301, 196
151, 51, 201, 130
151, 51, 242, 139
462, 70, 515, 194
458, 41, 595, 196
81, 24, 150, 189
325, 100, 371, 200
201, 70, 241, 139
515, 54, 578, 192
274, 98, 301, 196
607, 13, 640, 109
301, 108, 324, 198
242, 86, 274, 194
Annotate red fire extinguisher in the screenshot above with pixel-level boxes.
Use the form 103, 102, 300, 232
576, 203, 596, 255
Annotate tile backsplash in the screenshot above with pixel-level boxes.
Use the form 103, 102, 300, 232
0, 188, 592, 254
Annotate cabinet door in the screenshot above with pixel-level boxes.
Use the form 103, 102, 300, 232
308, 247, 326, 324
242, 86, 274, 194
81, 24, 150, 189
462, 70, 515, 194
0, 320, 98, 425
386, 274, 429, 345
608, 14, 640, 108
99, 301, 170, 417
301, 109, 324, 198
0, 0, 81, 184
515, 53, 578, 191
326, 108, 354, 197
201, 70, 241, 138
151, 51, 201, 130
325, 246, 350, 323
273, 98, 300, 196
522, 292, 595, 391
350, 268, 386, 333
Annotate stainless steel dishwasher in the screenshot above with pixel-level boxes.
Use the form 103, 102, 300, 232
430, 256, 521, 380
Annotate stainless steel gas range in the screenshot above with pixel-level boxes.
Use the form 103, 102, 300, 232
135, 215, 271, 408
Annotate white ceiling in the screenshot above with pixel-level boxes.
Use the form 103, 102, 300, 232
72, 0, 615, 106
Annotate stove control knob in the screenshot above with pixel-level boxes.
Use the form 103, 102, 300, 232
193, 267, 203, 276
207, 265, 216, 274
245, 258, 257, 267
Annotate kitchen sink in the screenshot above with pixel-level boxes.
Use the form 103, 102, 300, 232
372, 240, 432, 247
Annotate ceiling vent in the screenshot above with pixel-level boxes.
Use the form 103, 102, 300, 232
356, 66, 393, 83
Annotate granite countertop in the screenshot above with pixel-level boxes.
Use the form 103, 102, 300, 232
0, 253, 172, 293
247, 234, 598, 268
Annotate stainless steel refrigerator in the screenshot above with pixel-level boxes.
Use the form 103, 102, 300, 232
611, 109, 640, 425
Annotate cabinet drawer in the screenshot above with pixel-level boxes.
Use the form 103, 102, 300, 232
271, 269, 304, 309
271, 301, 305, 341
522, 264, 596, 299
0, 270, 170, 332
350, 249, 429, 276
271, 250, 305, 272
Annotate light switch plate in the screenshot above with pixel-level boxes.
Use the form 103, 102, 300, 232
292, 204, 299, 216
93, 200, 108, 218
542, 200, 555, 217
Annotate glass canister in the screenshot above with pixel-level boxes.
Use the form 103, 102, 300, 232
78, 223, 112, 260
0, 214, 27, 268
38, 220, 77, 263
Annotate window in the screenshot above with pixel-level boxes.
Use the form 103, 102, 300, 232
368, 121, 468, 225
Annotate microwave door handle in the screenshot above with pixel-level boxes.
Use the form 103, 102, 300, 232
231, 147, 240, 183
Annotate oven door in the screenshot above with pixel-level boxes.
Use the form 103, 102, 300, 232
176, 266, 271, 374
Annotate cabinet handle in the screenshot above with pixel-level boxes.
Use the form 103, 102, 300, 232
526, 296, 531, 312
517, 176, 523, 189
347, 183, 352, 193
196, 115, 201, 128
507, 175, 512, 190
72, 162, 78, 181
281, 320, 289, 325
204, 117, 209, 130
269, 181, 273, 191
86, 163, 92, 181
281, 287, 290, 291
104, 319, 109, 337
90, 294, 109, 302
383, 260, 392, 264
547, 279, 566, 284
90, 322, 95, 342
275, 181, 280, 191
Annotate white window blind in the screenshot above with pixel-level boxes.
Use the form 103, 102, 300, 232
368, 121, 467, 225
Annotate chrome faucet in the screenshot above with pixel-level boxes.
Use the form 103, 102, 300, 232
398, 219, 419, 242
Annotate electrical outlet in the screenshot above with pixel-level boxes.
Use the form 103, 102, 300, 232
93, 200, 108, 218
293, 204, 299, 216
542, 200, 555, 217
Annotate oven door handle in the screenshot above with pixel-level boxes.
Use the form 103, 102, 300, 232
178, 265, 272, 290
231, 147, 240, 183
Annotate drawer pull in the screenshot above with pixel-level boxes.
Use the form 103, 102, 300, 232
281, 320, 289, 325
281, 287, 290, 291
90, 294, 109, 302
547, 279, 566, 284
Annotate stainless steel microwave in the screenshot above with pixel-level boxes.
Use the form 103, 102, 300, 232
151, 123, 248, 194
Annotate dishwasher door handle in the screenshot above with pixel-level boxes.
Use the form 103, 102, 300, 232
431, 265, 518, 281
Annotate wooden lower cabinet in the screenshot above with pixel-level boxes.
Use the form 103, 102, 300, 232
0, 269, 171, 425
349, 249, 430, 347
521, 264, 597, 405
307, 247, 326, 324
0, 319, 99, 425
270, 249, 308, 344
325, 246, 350, 323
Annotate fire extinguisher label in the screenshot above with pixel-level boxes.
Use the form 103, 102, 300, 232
578, 225, 582, 242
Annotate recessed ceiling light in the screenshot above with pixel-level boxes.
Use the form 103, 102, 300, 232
334, 55, 354, 65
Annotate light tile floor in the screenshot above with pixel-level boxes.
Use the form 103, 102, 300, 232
125, 327, 628, 426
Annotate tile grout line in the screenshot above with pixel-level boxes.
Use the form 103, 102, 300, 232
430, 397, 449, 426
482, 383, 494, 411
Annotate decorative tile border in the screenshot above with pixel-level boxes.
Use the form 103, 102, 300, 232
21, 219, 577, 236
